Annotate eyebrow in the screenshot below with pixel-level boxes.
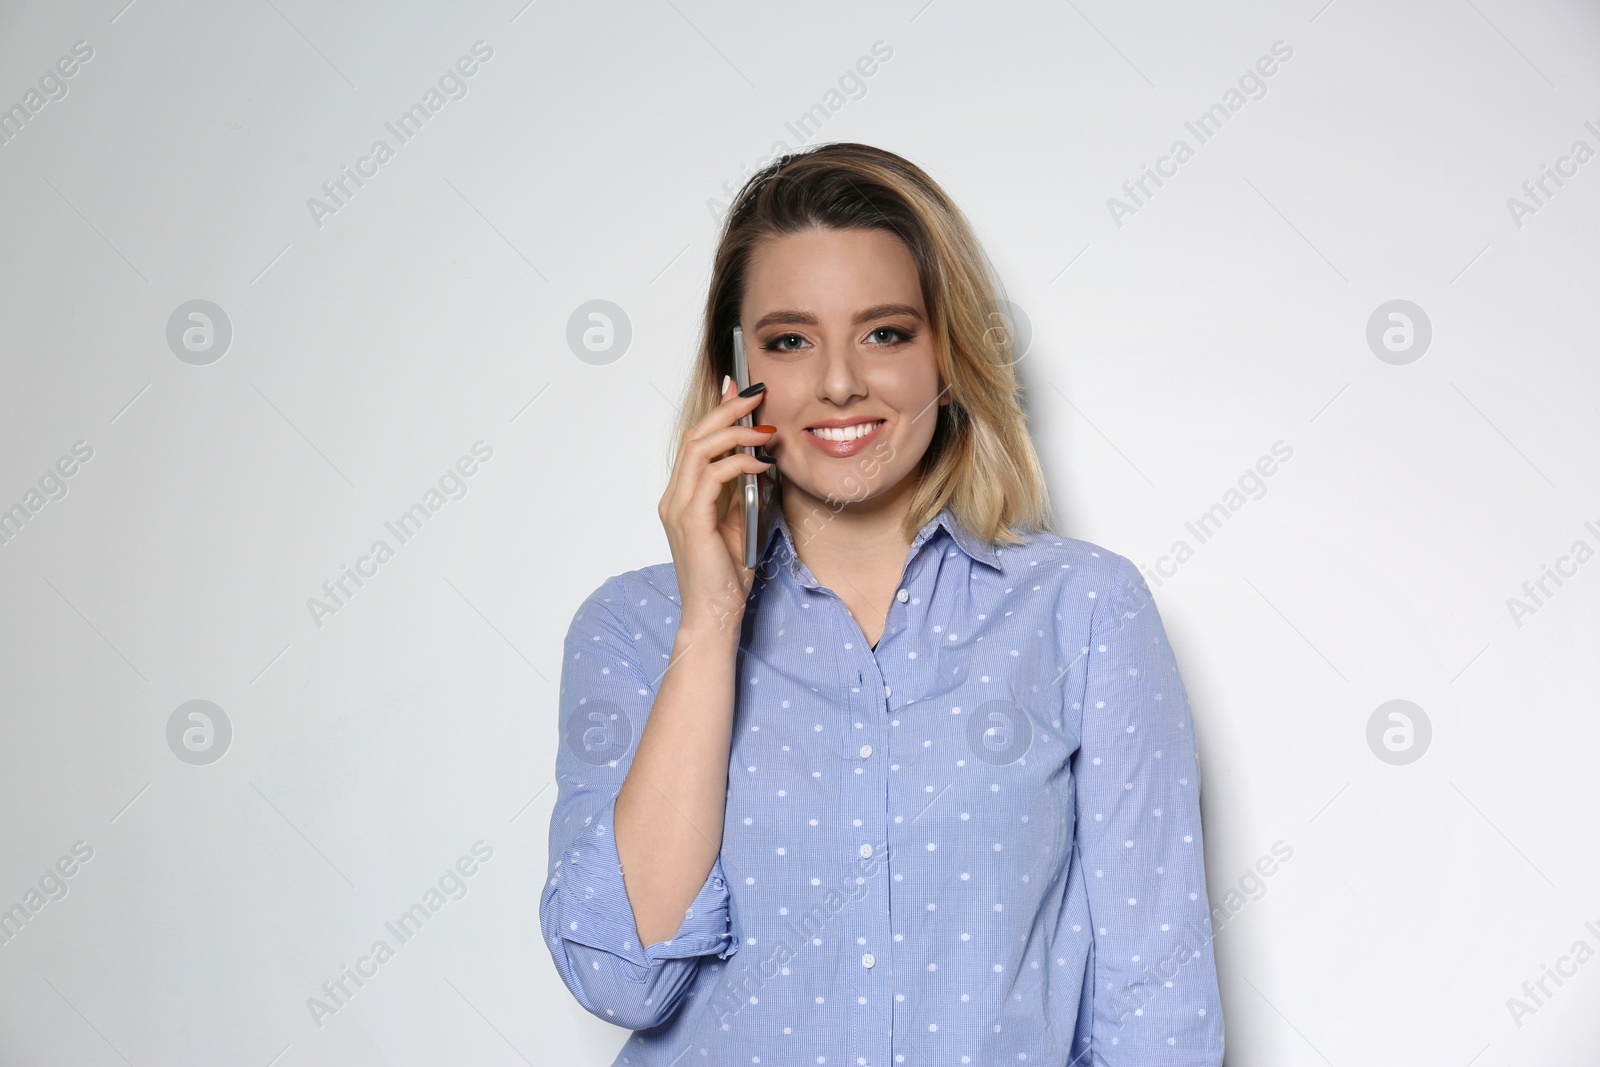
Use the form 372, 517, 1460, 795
751, 303, 924, 332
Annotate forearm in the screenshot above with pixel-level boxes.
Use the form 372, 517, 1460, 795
614, 620, 739, 947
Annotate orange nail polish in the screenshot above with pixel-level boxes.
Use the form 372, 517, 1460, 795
753, 425, 777, 434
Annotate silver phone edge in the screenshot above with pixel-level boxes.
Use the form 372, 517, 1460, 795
732, 326, 761, 570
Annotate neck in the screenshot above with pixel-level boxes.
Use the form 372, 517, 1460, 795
779, 472, 922, 579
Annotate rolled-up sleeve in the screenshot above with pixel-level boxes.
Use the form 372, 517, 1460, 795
539, 577, 739, 1031
1073, 557, 1225, 1065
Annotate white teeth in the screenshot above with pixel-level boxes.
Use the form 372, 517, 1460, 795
807, 420, 884, 442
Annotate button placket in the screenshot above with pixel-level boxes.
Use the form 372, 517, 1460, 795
841, 548, 927, 1067
860, 558, 925, 1064
848, 637, 891, 1067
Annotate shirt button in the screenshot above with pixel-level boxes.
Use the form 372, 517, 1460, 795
884, 685, 892, 699
861, 952, 876, 969
858, 843, 873, 859
896, 588, 909, 603
859, 744, 873, 758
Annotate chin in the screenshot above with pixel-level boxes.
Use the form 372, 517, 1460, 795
815, 473, 906, 509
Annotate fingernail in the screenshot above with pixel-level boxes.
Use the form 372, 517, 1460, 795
756, 452, 777, 464
753, 424, 777, 434
722, 374, 732, 395
738, 381, 766, 398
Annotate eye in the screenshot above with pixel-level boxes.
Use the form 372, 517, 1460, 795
761, 333, 807, 353
868, 326, 913, 346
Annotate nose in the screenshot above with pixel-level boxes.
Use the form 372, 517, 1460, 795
815, 336, 868, 407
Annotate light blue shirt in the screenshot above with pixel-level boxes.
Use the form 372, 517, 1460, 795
541, 504, 1225, 1066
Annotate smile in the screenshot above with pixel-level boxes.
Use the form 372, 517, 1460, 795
803, 419, 886, 457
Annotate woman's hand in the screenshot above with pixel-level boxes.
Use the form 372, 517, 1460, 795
658, 376, 776, 636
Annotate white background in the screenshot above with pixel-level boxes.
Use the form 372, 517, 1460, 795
1, 1, 1597, 1064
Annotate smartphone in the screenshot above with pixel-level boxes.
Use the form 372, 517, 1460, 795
731, 326, 761, 569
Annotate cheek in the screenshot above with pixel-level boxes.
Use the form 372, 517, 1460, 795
891, 415, 939, 466
875, 361, 942, 417
877, 408, 938, 473
760, 396, 800, 431
747, 380, 792, 426
890, 384, 943, 443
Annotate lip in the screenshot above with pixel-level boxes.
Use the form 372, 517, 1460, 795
802, 418, 886, 458
806, 416, 886, 430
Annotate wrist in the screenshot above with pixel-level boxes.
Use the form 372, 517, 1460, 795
674, 612, 744, 650
677, 578, 750, 642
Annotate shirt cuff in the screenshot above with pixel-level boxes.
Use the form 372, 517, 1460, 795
555, 791, 739, 971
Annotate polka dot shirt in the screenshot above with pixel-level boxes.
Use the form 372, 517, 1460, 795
541, 505, 1224, 1065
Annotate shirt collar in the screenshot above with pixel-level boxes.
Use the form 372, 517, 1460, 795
757, 501, 1004, 584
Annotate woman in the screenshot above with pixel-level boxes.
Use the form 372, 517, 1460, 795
541, 143, 1225, 1066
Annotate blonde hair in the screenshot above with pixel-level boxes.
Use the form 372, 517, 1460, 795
671, 142, 1057, 548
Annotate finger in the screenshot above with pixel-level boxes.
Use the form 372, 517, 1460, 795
711, 457, 770, 570
668, 438, 774, 531
665, 375, 770, 523
694, 452, 776, 502
687, 379, 766, 443
720, 482, 750, 571
681, 422, 777, 465
666, 376, 741, 497
665, 376, 743, 500
675, 451, 773, 526
667, 421, 775, 517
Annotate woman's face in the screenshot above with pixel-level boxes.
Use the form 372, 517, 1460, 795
740, 226, 947, 515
